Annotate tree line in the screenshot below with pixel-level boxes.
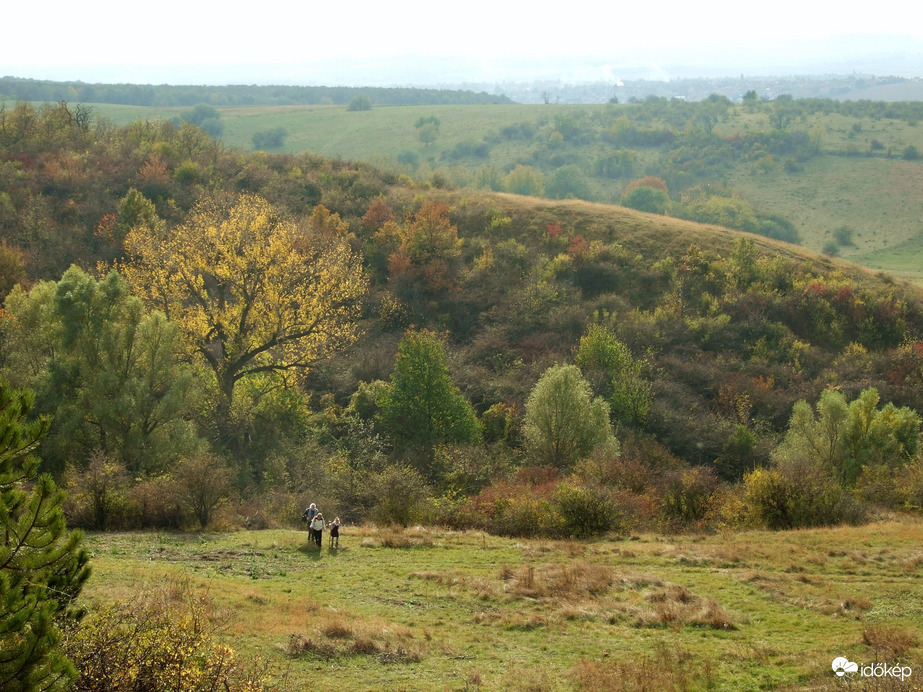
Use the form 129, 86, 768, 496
0, 76, 512, 107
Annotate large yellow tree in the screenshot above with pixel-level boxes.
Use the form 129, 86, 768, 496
121, 194, 365, 425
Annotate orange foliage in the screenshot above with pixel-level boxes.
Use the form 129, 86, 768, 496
361, 198, 395, 232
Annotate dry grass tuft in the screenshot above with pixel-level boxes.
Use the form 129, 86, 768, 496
507, 562, 614, 601
321, 620, 353, 639
363, 526, 436, 548
862, 624, 919, 660
613, 572, 665, 591
570, 642, 716, 691
286, 609, 426, 664
636, 583, 735, 630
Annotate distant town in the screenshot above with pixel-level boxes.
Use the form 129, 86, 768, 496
459, 74, 923, 104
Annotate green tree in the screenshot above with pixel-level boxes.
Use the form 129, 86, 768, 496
347, 95, 373, 111
2, 267, 200, 476
620, 182, 670, 214
679, 188, 759, 232
546, 164, 592, 200
774, 387, 920, 485
575, 324, 651, 427
769, 94, 798, 130
843, 388, 919, 482
901, 145, 921, 161
181, 104, 223, 137
773, 389, 849, 478
251, 127, 287, 149
698, 94, 730, 134
415, 115, 440, 147
378, 330, 481, 456
0, 381, 90, 691
504, 164, 545, 197
116, 188, 161, 241
523, 364, 616, 469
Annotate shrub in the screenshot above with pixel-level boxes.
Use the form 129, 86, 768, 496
174, 454, 233, 528
435, 443, 515, 497
659, 466, 720, 528
64, 452, 130, 530
481, 402, 520, 445
126, 475, 185, 529
743, 463, 866, 530
64, 578, 285, 691
369, 464, 432, 527
896, 459, 923, 512
741, 468, 792, 529
553, 483, 620, 537
493, 495, 562, 538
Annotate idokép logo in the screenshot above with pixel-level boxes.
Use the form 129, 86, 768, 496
832, 657, 912, 681
832, 657, 858, 676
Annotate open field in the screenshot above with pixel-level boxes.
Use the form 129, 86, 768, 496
80, 519, 923, 690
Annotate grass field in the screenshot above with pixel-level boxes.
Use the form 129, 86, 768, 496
79, 519, 923, 690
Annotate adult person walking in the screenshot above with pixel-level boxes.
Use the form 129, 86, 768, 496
301, 503, 318, 525
309, 512, 325, 548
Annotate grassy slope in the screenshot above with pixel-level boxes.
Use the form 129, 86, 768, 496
81, 520, 923, 691
88, 100, 923, 283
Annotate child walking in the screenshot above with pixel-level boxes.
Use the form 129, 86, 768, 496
328, 517, 340, 548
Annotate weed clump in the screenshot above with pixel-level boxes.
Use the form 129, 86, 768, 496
571, 642, 717, 690
636, 583, 736, 630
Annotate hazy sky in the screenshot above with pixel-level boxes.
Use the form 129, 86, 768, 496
5, 0, 923, 85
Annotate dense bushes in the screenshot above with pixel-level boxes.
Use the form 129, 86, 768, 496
742, 465, 865, 529
63, 577, 286, 691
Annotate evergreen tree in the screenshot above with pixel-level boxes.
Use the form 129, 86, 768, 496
2, 266, 201, 476
0, 382, 90, 691
378, 330, 481, 456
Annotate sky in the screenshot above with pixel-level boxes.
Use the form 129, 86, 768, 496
4, 0, 923, 85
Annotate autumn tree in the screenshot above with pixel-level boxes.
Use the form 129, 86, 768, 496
386, 201, 463, 295
121, 194, 365, 434
0, 381, 90, 691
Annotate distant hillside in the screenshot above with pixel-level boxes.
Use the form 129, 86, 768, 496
0, 76, 513, 107
3, 99, 923, 489
836, 80, 923, 101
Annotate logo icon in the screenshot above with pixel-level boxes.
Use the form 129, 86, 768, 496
833, 657, 859, 677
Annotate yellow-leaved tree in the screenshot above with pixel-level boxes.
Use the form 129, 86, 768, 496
121, 193, 365, 433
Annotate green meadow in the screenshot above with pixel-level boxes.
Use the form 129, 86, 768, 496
80, 520, 923, 690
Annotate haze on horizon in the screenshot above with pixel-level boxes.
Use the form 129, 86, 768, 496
4, 0, 923, 87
